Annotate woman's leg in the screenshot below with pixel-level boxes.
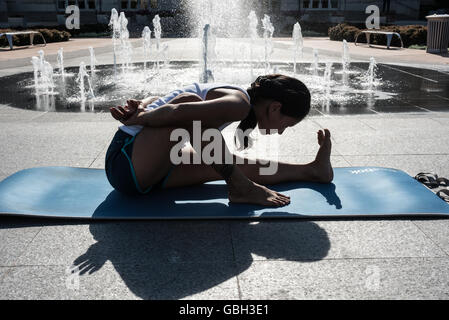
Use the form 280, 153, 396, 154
130, 93, 204, 191
163, 129, 333, 188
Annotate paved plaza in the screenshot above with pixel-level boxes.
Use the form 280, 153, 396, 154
0, 37, 449, 299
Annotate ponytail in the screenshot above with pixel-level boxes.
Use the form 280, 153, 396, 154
234, 107, 257, 150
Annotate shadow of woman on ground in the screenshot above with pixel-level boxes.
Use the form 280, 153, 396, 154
72, 218, 330, 299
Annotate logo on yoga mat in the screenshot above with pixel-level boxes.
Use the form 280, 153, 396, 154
350, 168, 398, 175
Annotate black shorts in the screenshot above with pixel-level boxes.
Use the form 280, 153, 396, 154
105, 129, 175, 196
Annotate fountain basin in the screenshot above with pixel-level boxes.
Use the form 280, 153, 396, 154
0, 62, 448, 115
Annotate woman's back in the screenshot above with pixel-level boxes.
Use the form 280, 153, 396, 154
119, 82, 250, 137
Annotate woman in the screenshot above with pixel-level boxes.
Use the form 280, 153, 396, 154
106, 74, 333, 207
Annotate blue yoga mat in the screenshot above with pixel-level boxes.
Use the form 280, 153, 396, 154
0, 166, 448, 219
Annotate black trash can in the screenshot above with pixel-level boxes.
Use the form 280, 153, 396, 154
426, 14, 449, 54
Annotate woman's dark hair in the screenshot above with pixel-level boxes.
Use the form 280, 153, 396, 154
234, 74, 311, 149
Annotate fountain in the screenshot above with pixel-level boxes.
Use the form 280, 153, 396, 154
342, 39, 350, 73
89, 47, 97, 74
30, 50, 56, 96
76, 62, 95, 102
186, 0, 247, 37
201, 24, 215, 83
38, 50, 44, 67
42, 61, 55, 95
369, 57, 378, 81
248, 10, 259, 79
292, 22, 303, 75
77, 62, 87, 102
31, 56, 40, 93
108, 10, 133, 75
365, 57, 378, 90
162, 43, 170, 68
57, 48, 65, 77
57, 49, 67, 99
118, 12, 133, 73
323, 62, 333, 97
1, 7, 429, 116
108, 8, 119, 78
261, 14, 274, 74
153, 14, 162, 71
248, 10, 259, 44
311, 49, 320, 76
142, 26, 152, 71
320, 61, 334, 111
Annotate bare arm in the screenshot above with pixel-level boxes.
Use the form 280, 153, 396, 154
114, 93, 250, 129
124, 94, 253, 186
140, 96, 161, 107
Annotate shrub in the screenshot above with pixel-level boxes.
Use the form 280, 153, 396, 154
0, 28, 70, 47
328, 23, 427, 47
328, 23, 361, 42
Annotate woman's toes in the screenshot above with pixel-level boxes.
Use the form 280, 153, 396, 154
317, 130, 324, 145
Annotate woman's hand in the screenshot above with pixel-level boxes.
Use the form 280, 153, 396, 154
109, 99, 146, 126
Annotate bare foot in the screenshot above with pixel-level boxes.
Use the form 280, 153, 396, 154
228, 181, 291, 207
311, 129, 334, 183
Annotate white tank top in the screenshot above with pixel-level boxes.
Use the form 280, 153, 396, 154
118, 82, 251, 136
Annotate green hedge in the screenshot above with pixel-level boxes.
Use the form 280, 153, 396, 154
328, 23, 427, 47
328, 23, 361, 42
0, 28, 71, 47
